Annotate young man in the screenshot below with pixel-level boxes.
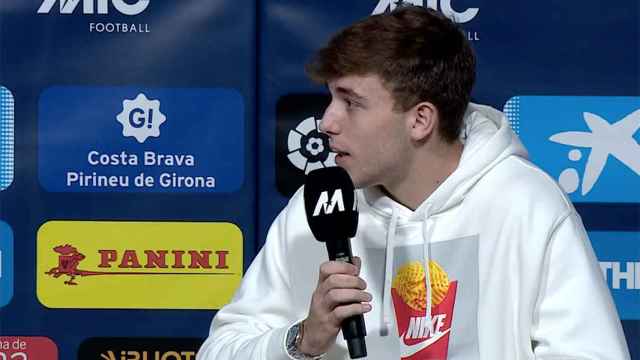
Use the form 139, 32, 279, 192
197, 6, 630, 360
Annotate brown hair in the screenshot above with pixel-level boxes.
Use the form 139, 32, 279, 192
306, 6, 476, 142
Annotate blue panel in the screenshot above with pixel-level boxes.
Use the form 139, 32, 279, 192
39, 86, 245, 193
258, 1, 639, 356
0, 1, 256, 359
0, 221, 13, 308
505, 96, 640, 203
589, 231, 640, 320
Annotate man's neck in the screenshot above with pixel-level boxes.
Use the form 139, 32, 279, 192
382, 139, 463, 211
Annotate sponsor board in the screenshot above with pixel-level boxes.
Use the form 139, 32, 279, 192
37, 0, 152, 34
78, 337, 203, 360
276, 94, 333, 197
0, 221, 13, 307
505, 96, 640, 203
372, 0, 481, 41
0, 337, 58, 360
37, 221, 243, 309
38, 87, 245, 193
589, 231, 640, 319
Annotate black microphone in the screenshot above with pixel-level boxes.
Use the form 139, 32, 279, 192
303, 166, 367, 359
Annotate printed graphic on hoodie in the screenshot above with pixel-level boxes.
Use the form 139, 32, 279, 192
505, 96, 639, 202
392, 260, 457, 359
376, 236, 479, 358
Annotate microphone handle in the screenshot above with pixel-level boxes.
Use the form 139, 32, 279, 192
325, 239, 367, 359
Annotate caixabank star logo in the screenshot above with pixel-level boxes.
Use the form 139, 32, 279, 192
37, 221, 243, 309
505, 96, 639, 203
276, 94, 334, 197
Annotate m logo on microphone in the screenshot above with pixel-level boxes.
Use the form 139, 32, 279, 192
313, 190, 345, 216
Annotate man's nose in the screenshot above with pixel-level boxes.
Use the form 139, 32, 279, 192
319, 106, 340, 134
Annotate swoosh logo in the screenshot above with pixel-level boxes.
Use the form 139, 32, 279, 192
399, 328, 450, 358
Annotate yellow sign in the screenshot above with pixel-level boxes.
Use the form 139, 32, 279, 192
37, 221, 243, 309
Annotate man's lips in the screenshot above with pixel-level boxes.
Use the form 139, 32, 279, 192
330, 146, 350, 156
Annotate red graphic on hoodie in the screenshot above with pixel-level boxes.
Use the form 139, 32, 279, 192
392, 260, 458, 360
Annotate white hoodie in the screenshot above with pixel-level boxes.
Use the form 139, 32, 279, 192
197, 103, 630, 360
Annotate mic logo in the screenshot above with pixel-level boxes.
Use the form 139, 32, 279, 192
312, 190, 345, 216
37, 0, 150, 15
372, 0, 479, 24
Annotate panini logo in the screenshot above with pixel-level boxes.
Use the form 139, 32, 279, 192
37, 221, 243, 309
45, 245, 230, 286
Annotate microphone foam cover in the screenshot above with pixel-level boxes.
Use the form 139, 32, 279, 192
303, 167, 358, 241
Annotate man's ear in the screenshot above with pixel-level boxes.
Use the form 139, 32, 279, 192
408, 102, 438, 142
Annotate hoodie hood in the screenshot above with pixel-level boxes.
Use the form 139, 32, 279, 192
362, 102, 528, 219
360, 103, 528, 336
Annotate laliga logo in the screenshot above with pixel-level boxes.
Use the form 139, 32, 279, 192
549, 109, 640, 196
373, 0, 479, 24
313, 189, 345, 216
287, 116, 336, 174
116, 93, 167, 144
37, 0, 149, 15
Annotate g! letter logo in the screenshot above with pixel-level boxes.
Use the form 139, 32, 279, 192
116, 93, 167, 143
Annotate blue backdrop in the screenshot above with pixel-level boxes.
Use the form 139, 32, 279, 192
0, 0, 637, 358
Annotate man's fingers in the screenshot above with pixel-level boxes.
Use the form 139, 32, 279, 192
353, 256, 362, 275
319, 274, 367, 294
318, 260, 360, 282
325, 289, 372, 308
331, 303, 372, 324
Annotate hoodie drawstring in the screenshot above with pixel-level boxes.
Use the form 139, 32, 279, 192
422, 205, 435, 331
380, 206, 398, 336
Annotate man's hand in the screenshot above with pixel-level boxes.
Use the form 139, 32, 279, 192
298, 256, 372, 356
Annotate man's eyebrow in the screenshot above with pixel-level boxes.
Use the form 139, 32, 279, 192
334, 86, 367, 102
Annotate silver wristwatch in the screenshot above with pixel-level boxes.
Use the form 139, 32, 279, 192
286, 321, 324, 360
